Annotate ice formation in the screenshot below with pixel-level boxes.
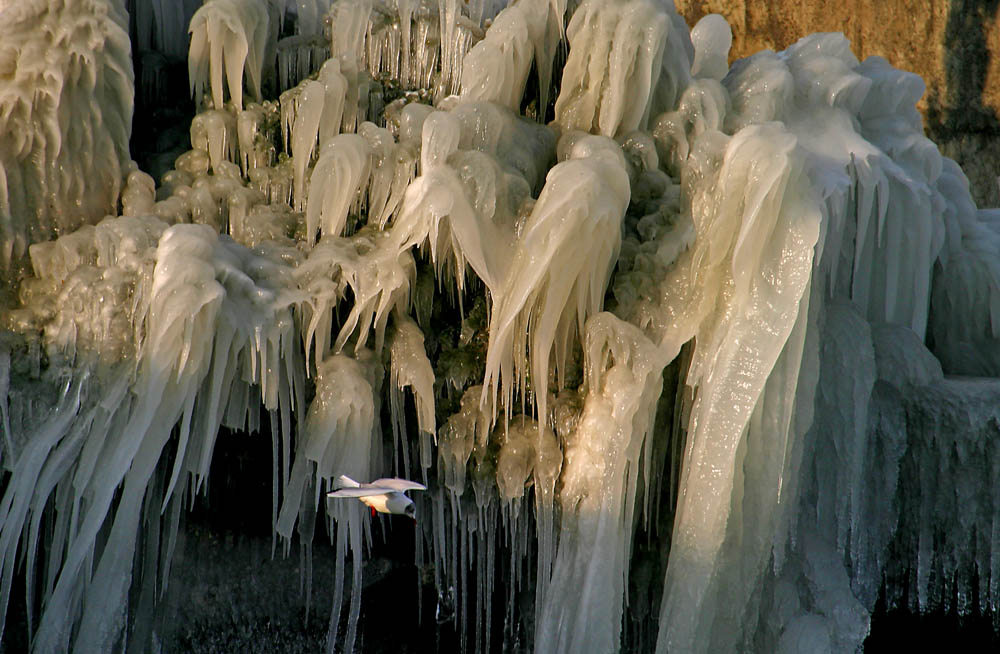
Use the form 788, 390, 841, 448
0, 0, 134, 274
5, 0, 1000, 653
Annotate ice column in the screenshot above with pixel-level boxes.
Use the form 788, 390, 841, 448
653, 123, 821, 653
535, 313, 665, 654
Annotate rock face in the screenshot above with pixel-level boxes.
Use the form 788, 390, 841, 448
675, 0, 1000, 207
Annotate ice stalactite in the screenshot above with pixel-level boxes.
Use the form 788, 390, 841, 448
188, 0, 271, 112
361, 121, 418, 228
460, 4, 533, 110
190, 109, 240, 173
0, 0, 133, 274
651, 121, 821, 654
554, 0, 691, 138
304, 134, 373, 239
274, 351, 380, 653
389, 316, 437, 477
289, 59, 350, 208
482, 134, 630, 431
519, 0, 569, 121
2, 218, 302, 652
390, 109, 529, 299
535, 313, 664, 654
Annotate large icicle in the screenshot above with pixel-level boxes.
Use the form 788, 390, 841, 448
1, 215, 301, 651
654, 123, 821, 653
554, 0, 691, 138
535, 312, 665, 654
304, 134, 373, 243
390, 110, 527, 298
460, 4, 533, 110
482, 134, 630, 430
188, 0, 270, 111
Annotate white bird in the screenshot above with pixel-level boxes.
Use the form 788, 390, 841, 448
327, 475, 427, 518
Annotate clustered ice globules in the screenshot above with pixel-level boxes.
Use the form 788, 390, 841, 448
6, 0, 1000, 653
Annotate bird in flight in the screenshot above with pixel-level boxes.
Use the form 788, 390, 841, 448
327, 475, 427, 518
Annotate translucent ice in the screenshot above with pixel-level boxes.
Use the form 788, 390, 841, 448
304, 134, 373, 243
460, 5, 532, 110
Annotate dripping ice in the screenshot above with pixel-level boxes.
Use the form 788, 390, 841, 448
4, 0, 1000, 653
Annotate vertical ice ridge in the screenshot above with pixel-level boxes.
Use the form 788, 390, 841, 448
654, 122, 821, 654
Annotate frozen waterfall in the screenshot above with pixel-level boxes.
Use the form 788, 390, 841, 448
3, 0, 1000, 652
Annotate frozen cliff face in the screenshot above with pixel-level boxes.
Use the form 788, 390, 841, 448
4, 1, 1000, 653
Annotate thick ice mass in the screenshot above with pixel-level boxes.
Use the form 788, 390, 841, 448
0, 0, 133, 274
6, 1, 1000, 653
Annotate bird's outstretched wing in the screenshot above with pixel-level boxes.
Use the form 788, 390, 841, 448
369, 478, 427, 492
335, 474, 360, 489
328, 486, 396, 498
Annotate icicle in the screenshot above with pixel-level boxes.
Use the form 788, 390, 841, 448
387, 316, 437, 479
554, 0, 691, 138
460, 5, 533, 110
517, 0, 566, 121
304, 134, 373, 243
188, 0, 271, 111
536, 313, 664, 654
654, 122, 821, 654
482, 134, 629, 431
190, 109, 240, 173
291, 80, 327, 210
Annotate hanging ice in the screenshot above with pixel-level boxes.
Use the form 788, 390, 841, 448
536, 313, 664, 654
188, 0, 270, 112
554, 0, 691, 138
483, 134, 630, 430
0, 0, 134, 274
6, 1, 1000, 653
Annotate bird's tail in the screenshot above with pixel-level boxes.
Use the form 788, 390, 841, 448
335, 474, 360, 489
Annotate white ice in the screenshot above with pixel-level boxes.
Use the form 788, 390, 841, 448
6, 2, 1000, 654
